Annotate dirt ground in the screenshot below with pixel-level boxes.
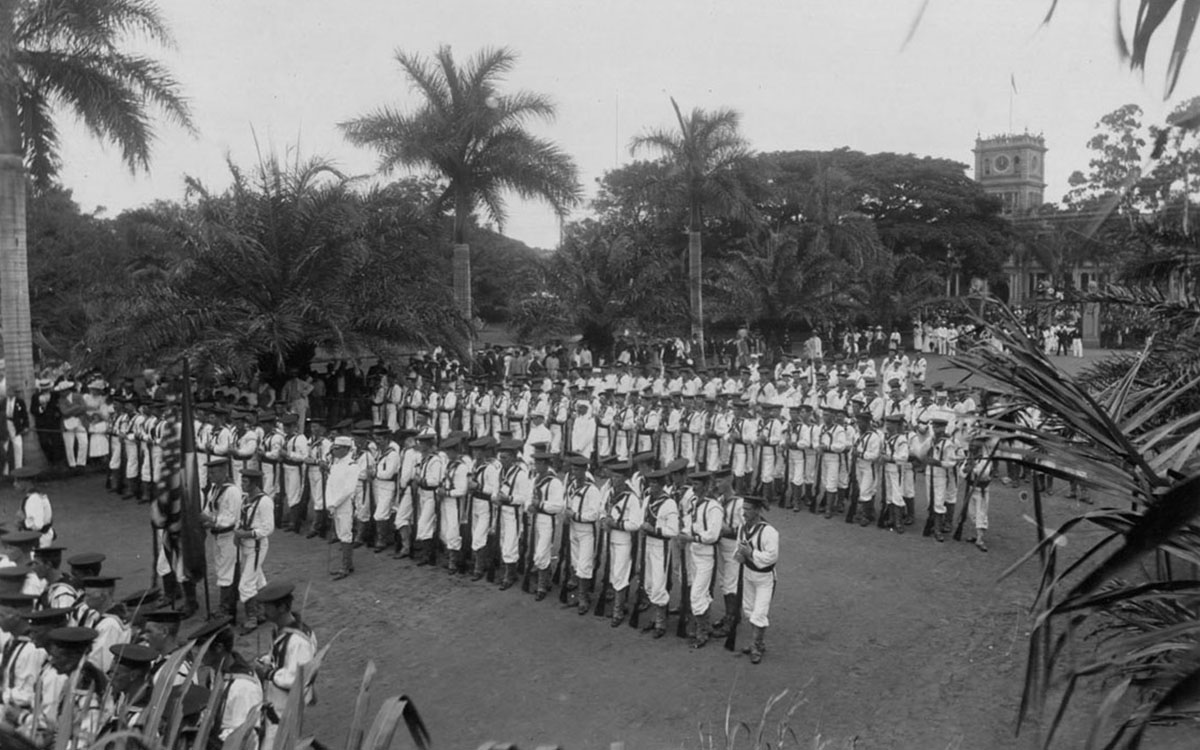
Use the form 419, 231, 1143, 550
18, 351, 1195, 749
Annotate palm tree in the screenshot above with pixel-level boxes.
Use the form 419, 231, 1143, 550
339, 45, 581, 331
711, 228, 853, 347
0, 0, 191, 465
93, 156, 467, 379
630, 98, 758, 358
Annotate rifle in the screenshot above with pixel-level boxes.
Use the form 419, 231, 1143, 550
724, 558, 744, 652
485, 504, 501, 583
921, 459, 936, 537
521, 510, 537, 593
953, 473, 972, 541
675, 539, 691, 638
556, 519, 572, 604
628, 532, 645, 629
875, 455, 889, 528
457, 492, 471, 574
150, 524, 160, 589
843, 451, 859, 524
593, 525, 610, 617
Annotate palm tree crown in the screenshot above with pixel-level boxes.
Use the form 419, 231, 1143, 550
340, 45, 580, 244
14, 0, 193, 188
629, 97, 756, 230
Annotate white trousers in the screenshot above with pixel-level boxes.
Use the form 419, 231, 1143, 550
742, 568, 775, 627
688, 544, 716, 615
716, 538, 739, 596
237, 539, 268, 602
415, 489, 437, 541
439, 496, 462, 551
569, 523, 595, 578
371, 481, 397, 521
210, 533, 237, 586
643, 536, 671, 606
62, 422, 87, 467
498, 506, 521, 564
608, 533, 633, 590
283, 467, 304, 509
532, 513, 556, 570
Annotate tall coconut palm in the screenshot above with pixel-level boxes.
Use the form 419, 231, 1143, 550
339, 45, 581, 332
630, 98, 758, 357
0, 0, 191, 466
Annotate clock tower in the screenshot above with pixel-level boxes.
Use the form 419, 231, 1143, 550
973, 133, 1047, 215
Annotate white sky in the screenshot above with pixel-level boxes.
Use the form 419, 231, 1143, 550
53, 0, 1200, 249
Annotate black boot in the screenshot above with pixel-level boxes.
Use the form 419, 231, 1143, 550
933, 512, 946, 542
181, 580, 199, 618
392, 526, 409, 560
903, 497, 915, 526
305, 510, 325, 539
472, 549, 487, 581
161, 573, 180, 608
945, 504, 957, 540
373, 521, 392, 553
352, 520, 366, 549
414, 540, 431, 566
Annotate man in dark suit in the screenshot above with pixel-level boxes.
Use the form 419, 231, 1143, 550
4, 387, 30, 474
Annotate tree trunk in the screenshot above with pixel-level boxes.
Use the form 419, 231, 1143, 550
452, 241, 472, 319
0, 0, 44, 469
687, 229, 704, 362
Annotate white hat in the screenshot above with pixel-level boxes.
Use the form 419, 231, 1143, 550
332, 436, 354, 448
87, 379, 106, 390
53, 380, 75, 392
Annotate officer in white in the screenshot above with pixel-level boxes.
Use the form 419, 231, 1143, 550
324, 436, 359, 579
736, 495, 779, 665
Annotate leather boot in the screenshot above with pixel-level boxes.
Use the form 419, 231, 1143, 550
393, 526, 411, 559
181, 580, 199, 618
641, 604, 659, 633
499, 563, 517, 591
692, 610, 711, 649
855, 501, 870, 526
750, 626, 767, 664
414, 540, 430, 566
933, 512, 946, 542
712, 593, 737, 637
576, 578, 592, 615
808, 486, 818, 514
219, 586, 237, 623
290, 504, 304, 534
823, 491, 836, 519
351, 520, 365, 549
609, 588, 626, 627
652, 602, 667, 638
535, 568, 551, 600
446, 549, 460, 574
904, 497, 915, 525
974, 528, 988, 553
472, 549, 487, 581
240, 600, 259, 635
331, 543, 349, 580
344, 541, 355, 573
374, 521, 391, 553
161, 573, 180, 608
944, 504, 956, 540
892, 505, 905, 534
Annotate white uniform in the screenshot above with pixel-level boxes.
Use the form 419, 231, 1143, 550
261, 622, 317, 750
324, 453, 359, 543
205, 482, 243, 585
739, 520, 779, 628
282, 432, 309, 510
530, 470, 565, 571
497, 462, 532, 564
414, 451, 445, 543
641, 492, 679, 607
440, 454, 470, 552
566, 477, 602, 578
606, 487, 643, 591
237, 490, 274, 602
685, 494, 724, 617
19, 492, 54, 547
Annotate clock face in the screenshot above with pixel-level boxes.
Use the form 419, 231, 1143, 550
994, 154, 1011, 172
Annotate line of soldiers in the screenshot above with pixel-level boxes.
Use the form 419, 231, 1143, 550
0, 531, 314, 750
